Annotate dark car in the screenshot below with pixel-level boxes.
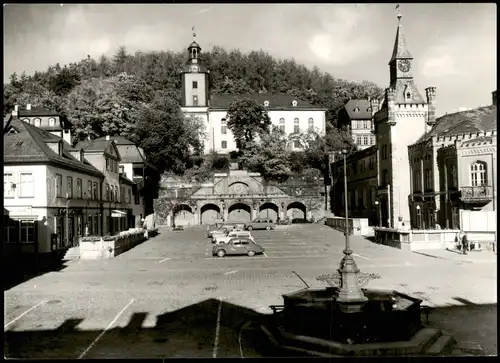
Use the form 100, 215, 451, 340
244, 219, 276, 231
212, 237, 265, 257
173, 225, 184, 231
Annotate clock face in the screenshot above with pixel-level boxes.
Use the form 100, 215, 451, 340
398, 59, 411, 73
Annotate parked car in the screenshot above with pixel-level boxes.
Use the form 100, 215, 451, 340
173, 225, 184, 231
207, 225, 224, 238
245, 219, 276, 231
212, 237, 265, 257
213, 230, 254, 244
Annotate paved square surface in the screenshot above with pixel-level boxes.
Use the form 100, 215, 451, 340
4, 224, 497, 358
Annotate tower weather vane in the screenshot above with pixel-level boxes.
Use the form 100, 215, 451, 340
395, 4, 402, 22
192, 26, 196, 40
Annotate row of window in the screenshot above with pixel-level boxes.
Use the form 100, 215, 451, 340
4, 172, 139, 205
219, 117, 316, 135
355, 135, 375, 146
219, 140, 302, 149
413, 162, 487, 193
351, 120, 372, 129
340, 187, 378, 209
22, 117, 57, 127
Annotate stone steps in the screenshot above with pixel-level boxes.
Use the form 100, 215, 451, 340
63, 247, 80, 260
260, 324, 458, 357
425, 334, 455, 355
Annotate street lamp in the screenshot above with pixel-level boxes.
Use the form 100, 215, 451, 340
65, 192, 71, 247
335, 149, 368, 312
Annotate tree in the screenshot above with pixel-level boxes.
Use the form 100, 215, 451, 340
240, 127, 292, 182
134, 95, 204, 173
225, 98, 271, 150
294, 127, 357, 175
48, 66, 81, 96
113, 46, 129, 74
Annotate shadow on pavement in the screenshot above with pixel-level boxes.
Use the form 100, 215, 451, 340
3, 259, 68, 292
4, 296, 497, 358
4, 298, 275, 359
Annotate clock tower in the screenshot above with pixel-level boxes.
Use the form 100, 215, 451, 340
387, 12, 423, 104
181, 30, 210, 108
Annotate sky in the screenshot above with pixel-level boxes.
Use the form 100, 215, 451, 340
3, 3, 497, 116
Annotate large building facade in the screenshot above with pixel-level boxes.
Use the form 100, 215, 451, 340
3, 106, 153, 260
332, 12, 436, 229
179, 38, 327, 155
331, 12, 497, 240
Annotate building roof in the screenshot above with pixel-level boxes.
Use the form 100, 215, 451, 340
389, 19, 413, 63
415, 105, 497, 143
209, 93, 326, 110
460, 136, 494, 147
17, 106, 73, 126
343, 99, 372, 120
119, 174, 135, 185
3, 118, 103, 177
95, 135, 135, 145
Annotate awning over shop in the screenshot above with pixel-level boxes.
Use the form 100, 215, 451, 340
111, 210, 127, 218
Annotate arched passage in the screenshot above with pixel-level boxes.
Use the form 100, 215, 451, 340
227, 202, 251, 222
286, 201, 306, 221
200, 203, 221, 225
173, 204, 194, 226
259, 202, 279, 221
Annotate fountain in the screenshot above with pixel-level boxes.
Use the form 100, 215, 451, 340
261, 150, 456, 357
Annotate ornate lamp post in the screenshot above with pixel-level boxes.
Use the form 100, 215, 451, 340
335, 149, 368, 313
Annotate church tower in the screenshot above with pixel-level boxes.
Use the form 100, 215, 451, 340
374, 9, 436, 229
181, 29, 210, 108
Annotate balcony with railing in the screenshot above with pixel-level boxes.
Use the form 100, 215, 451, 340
460, 185, 493, 205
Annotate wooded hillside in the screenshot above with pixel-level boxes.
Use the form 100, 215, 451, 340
4, 45, 383, 177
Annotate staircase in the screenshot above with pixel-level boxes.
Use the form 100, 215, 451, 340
63, 246, 80, 261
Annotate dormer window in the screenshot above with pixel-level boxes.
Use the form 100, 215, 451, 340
23, 118, 30, 124
264, 100, 269, 107
292, 100, 298, 107
404, 84, 412, 100
34, 118, 41, 127
48, 117, 56, 127
354, 107, 360, 112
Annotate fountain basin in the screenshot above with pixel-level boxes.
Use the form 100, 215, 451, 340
279, 287, 423, 344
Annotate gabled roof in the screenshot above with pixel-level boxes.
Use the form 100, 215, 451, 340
389, 20, 413, 63
119, 174, 135, 186
415, 105, 497, 143
4, 114, 12, 132
95, 135, 145, 164
3, 119, 103, 177
75, 139, 121, 160
18, 107, 59, 117
209, 93, 325, 110
461, 136, 494, 147
343, 99, 372, 120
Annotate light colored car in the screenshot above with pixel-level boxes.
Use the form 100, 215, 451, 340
245, 219, 276, 231
213, 230, 254, 244
212, 237, 265, 257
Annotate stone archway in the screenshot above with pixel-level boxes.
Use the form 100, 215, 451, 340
173, 204, 194, 226
200, 203, 221, 225
286, 201, 306, 221
227, 202, 251, 222
259, 202, 279, 221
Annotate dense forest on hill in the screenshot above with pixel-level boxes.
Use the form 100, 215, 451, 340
4, 45, 383, 179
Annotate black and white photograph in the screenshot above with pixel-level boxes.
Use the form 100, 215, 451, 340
3, 3, 497, 358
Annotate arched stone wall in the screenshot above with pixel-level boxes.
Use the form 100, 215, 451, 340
227, 202, 251, 222
286, 201, 306, 220
200, 203, 221, 225
259, 202, 279, 221
173, 204, 194, 226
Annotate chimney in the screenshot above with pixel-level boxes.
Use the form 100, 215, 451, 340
425, 87, 437, 127
493, 90, 497, 106
106, 135, 110, 140
26, 104, 31, 111
370, 98, 380, 115
12, 105, 18, 117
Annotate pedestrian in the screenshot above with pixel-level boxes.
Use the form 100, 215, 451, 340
461, 232, 468, 255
